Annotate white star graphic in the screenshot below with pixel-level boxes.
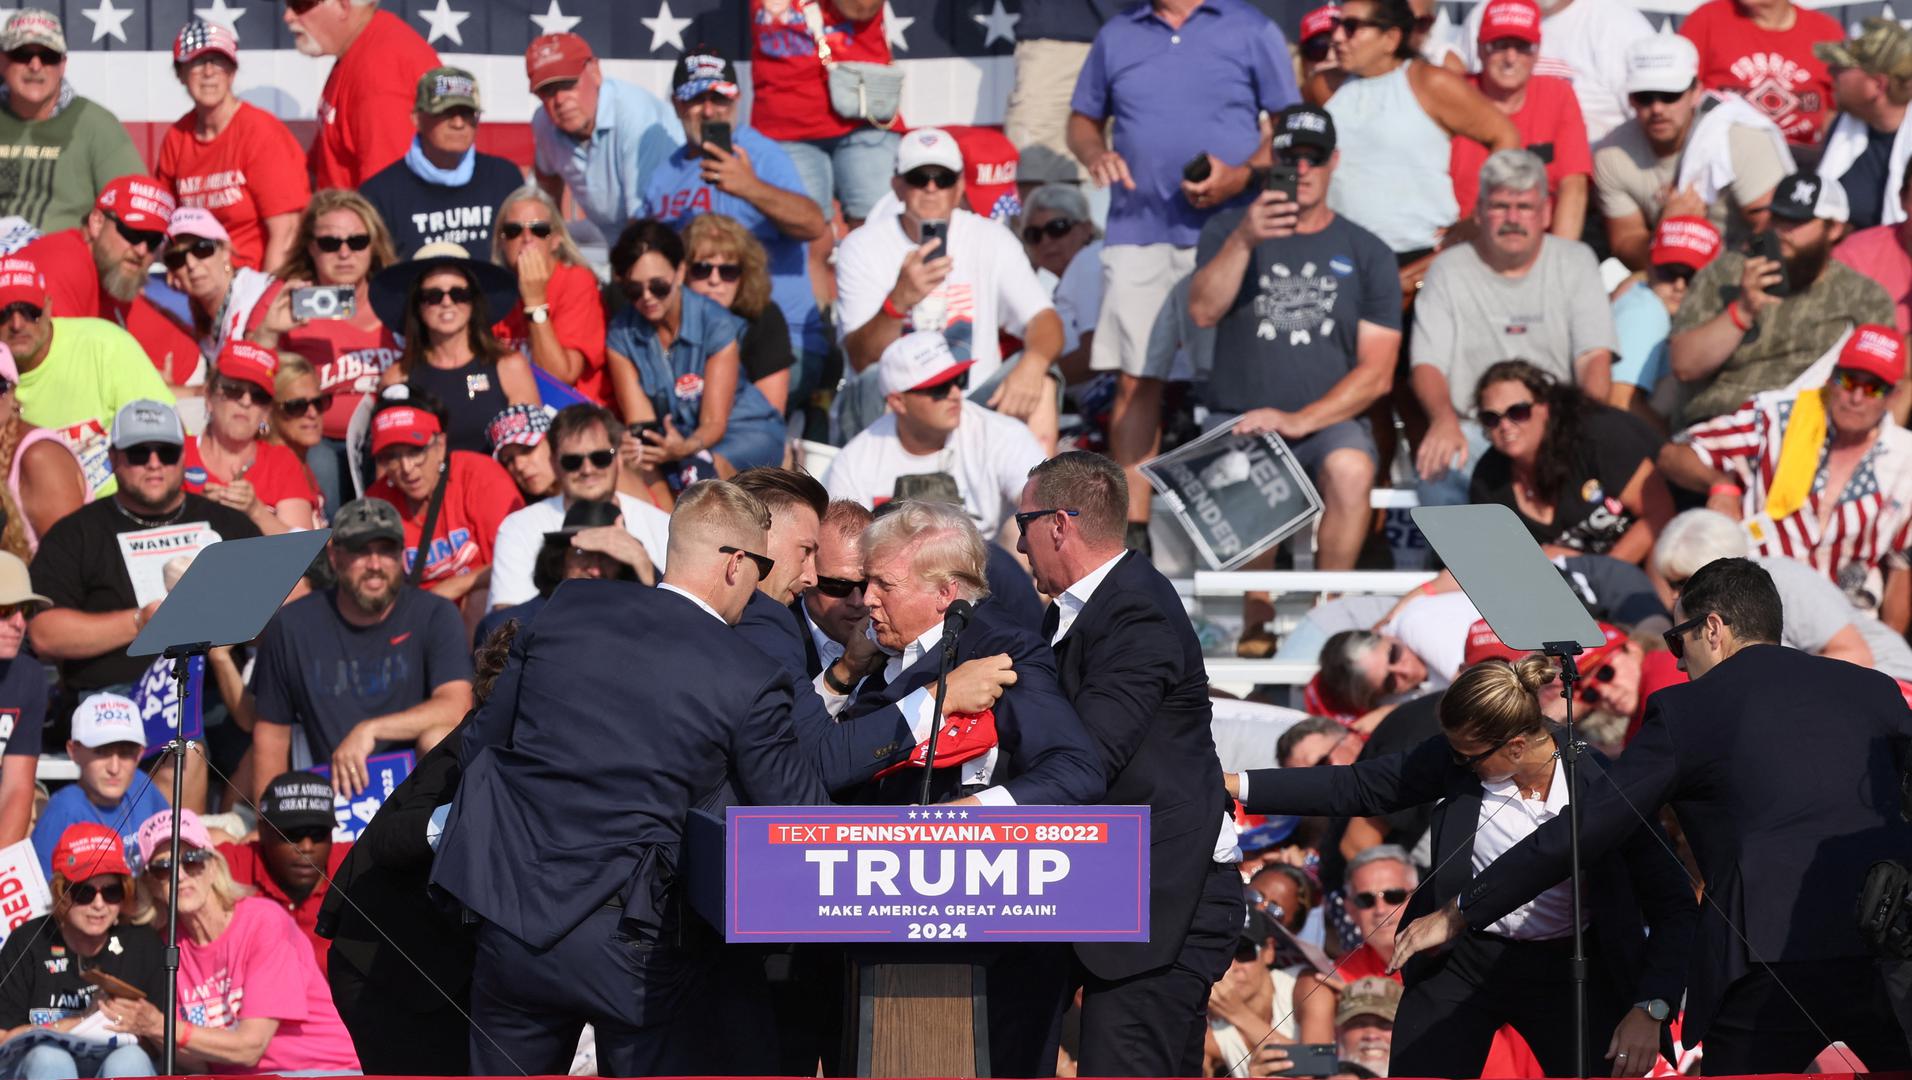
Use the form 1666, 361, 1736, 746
415, 0, 469, 46
971, 0, 1018, 48
958, 810, 969, 818
640, 0, 692, 53
193, 0, 244, 28
907, 809, 918, 819
81, 0, 133, 43
884, 1, 915, 52
529, 0, 580, 36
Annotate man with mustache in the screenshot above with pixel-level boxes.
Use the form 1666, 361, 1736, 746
287, 0, 441, 190
1670, 172, 1898, 426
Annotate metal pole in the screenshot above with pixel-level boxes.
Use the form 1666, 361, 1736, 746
1546, 641, 1590, 1079
918, 636, 959, 807
160, 644, 205, 1074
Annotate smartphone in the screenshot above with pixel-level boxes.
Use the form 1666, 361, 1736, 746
918, 219, 948, 262
1750, 231, 1790, 297
290, 285, 355, 321
701, 121, 732, 158
1282, 1043, 1342, 1078
629, 420, 665, 441
1265, 163, 1299, 203
82, 969, 147, 1002
1183, 152, 1213, 184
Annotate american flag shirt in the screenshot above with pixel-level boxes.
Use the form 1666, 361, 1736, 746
1678, 388, 1912, 612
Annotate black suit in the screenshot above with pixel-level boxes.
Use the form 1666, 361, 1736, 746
1458, 644, 1912, 1073
1048, 551, 1242, 1077
1242, 729, 1697, 1077
431, 581, 830, 1075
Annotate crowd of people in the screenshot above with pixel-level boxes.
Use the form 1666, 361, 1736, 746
0, 0, 1907, 1074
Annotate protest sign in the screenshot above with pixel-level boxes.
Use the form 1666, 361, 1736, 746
310, 750, 415, 840
0, 839, 51, 948
1139, 426, 1322, 571
128, 653, 205, 761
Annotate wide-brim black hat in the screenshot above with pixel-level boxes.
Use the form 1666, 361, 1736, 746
369, 241, 520, 334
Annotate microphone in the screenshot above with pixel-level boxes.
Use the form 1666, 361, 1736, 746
942, 599, 974, 637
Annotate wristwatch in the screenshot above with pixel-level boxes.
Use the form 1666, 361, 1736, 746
527, 304, 551, 324
1633, 999, 1671, 1022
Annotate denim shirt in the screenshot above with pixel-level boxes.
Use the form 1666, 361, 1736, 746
607, 288, 781, 434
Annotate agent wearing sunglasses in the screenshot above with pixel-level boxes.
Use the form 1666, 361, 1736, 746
1662, 323, 1912, 614
30, 400, 261, 699
0, 822, 164, 1078
0, 10, 144, 233
1232, 656, 1696, 1077
179, 341, 320, 535
485, 186, 609, 399
361, 67, 526, 260
216, 770, 351, 972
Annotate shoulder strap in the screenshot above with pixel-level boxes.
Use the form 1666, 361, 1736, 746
793, 0, 837, 67
407, 457, 452, 588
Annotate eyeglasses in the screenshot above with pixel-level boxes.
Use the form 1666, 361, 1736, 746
0, 602, 35, 620
1629, 89, 1686, 108
144, 848, 212, 878
558, 449, 616, 472
1022, 218, 1078, 244
721, 545, 776, 579
1451, 735, 1513, 769
1661, 612, 1714, 660
1351, 888, 1410, 909
903, 167, 960, 190
1478, 401, 1537, 429
314, 233, 372, 253
621, 278, 674, 302
1014, 507, 1080, 536
120, 443, 183, 467
216, 380, 273, 408
1482, 37, 1536, 54
1836, 371, 1893, 399
688, 260, 743, 283
277, 827, 332, 845
108, 215, 165, 253
66, 881, 126, 905
906, 372, 969, 400
0, 302, 42, 324
278, 393, 333, 418
501, 221, 554, 241
5, 46, 62, 65
814, 575, 867, 599
162, 238, 221, 270
418, 286, 474, 306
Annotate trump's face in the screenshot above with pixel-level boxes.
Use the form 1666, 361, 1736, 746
863, 541, 953, 651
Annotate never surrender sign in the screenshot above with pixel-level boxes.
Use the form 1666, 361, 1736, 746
727, 806, 1149, 943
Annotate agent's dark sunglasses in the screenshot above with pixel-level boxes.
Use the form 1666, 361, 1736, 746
721, 545, 776, 579
814, 575, 867, 599
907, 372, 969, 400
1022, 218, 1077, 244
66, 881, 126, 905
1478, 400, 1536, 430
688, 260, 743, 283
0, 302, 42, 324
559, 449, 615, 472
621, 278, 674, 302
1661, 613, 1715, 660
216, 380, 273, 408
1014, 507, 1080, 537
314, 233, 372, 253
120, 443, 182, 467
903, 167, 959, 191
418, 286, 475, 306
501, 221, 554, 241
162, 238, 220, 270
5, 46, 61, 65
1452, 735, 1512, 769
145, 848, 212, 877
1351, 888, 1410, 909
278, 394, 333, 418
108, 215, 165, 252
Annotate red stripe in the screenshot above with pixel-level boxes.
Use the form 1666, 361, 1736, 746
121, 121, 540, 175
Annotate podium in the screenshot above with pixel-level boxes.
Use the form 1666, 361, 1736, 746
684, 804, 1150, 1078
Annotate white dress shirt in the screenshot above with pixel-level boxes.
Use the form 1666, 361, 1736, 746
659, 583, 725, 624
1473, 754, 1578, 940
802, 606, 846, 671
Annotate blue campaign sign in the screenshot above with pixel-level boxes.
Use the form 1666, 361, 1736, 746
310, 751, 415, 840
128, 654, 205, 761
725, 805, 1150, 944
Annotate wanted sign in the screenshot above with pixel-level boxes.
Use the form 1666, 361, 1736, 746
115, 523, 220, 608
1139, 426, 1322, 571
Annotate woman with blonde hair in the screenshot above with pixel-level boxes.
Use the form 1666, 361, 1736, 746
680, 214, 795, 414
1226, 652, 1697, 1079
0, 343, 86, 556
488, 185, 610, 404
267, 354, 329, 523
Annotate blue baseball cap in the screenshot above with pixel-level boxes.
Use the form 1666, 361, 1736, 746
1238, 816, 1301, 853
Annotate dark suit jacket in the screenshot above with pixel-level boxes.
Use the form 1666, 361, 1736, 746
735, 589, 915, 793
1459, 644, 1912, 1039
792, 600, 826, 679
1242, 729, 1696, 1032
837, 600, 1106, 807
431, 580, 830, 949
1050, 551, 1230, 980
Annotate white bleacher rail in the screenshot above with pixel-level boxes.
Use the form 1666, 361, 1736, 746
1190, 570, 1437, 596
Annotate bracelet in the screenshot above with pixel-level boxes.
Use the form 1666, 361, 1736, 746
1727, 300, 1751, 332
823, 662, 855, 695
881, 295, 909, 321
1708, 482, 1744, 499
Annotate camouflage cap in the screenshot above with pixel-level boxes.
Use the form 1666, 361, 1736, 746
1816, 18, 1912, 80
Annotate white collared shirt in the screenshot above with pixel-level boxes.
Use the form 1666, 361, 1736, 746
803, 605, 846, 671
660, 583, 725, 625
1473, 754, 1579, 940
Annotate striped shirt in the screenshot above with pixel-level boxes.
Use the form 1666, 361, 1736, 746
1678, 389, 1912, 612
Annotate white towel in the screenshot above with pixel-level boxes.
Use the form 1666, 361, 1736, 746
1820, 109, 1912, 227
1675, 93, 1796, 206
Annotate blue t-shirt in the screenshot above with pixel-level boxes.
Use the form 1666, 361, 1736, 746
0, 652, 48, 760
606, 288, 783, 436
1612, 283, 1673, 392
642, 126, 826, 359
32, 782, 170, 878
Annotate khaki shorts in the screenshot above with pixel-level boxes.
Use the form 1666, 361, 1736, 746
1004, 39, 1093, 184
1091, 242, 1197, 379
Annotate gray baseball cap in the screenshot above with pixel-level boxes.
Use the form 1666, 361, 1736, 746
331, 498, 404, 549
110, 399, 183, 449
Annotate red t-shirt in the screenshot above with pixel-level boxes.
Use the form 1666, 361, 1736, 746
281, 317, 403, 440
309, 10, 441, 190
16, 228, 201, 384
366, 450, 524, 583
1626, 650, 1690, 744
157, 102, 313, 271
491, 262, 611, 405
217, 840, 352, 976
181, 438, 320, 515
1680, 0, 1842, 146
1451, 75, 1593, 218
749, 0, 900, 142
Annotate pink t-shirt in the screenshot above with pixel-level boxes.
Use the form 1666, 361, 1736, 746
1833, 224, 1912, 335
173, 896, 361, 1074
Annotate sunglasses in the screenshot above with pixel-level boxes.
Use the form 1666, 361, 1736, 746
66, 881, 126, 905
721, 545, 776, 579
314, 233, 372, 253
814, 575, 867, 599
418, 286, 474, 306
1662, 612, 1712, 660
1482, 37, 1536, 54
1277, 147, 1330, 168
277, 826, 332, 845
1836, 371, 1893, 399
1022, 218, 1078, 244
5, 46, 62, 65
1351, 888, 1410, 909
0, 302, 42, 324
285, 0, 323, 12
1629, 89, 1686, 108
145, 848, 212, 878
1653, 264, 1696, 286
1577, 664, 1616, 703
903, 167, 960, 191
907, 371, 969, 400
1478, 400, 1536, 429
0, 602, 35, 620
216, 380, 273, 408
1376, 641, 1406, 697
1014, 507, 1080, 536
621, 278, 674, 302
1336, 14, 1388, 34
162, 238, 221, 270
559, 449, 616, 472
688, 260, 743, 283
1303, 37, 1336, 60
120, 443, 183, 467
1451, 735, 1513, 769
501, 221, 554, 241
278, 393, 333, 418
109, 215, 165, 253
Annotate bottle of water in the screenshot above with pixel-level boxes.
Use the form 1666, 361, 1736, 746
1383, 415, 1431, 570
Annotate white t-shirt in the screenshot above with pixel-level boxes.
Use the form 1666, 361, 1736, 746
824, 399, 1045, 537
486, 492, 673, 608
1461, 0, 1654, 146
1383, 590, 1483, 690
835, 207, 1055, 387
1055, 240, 1105, 358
